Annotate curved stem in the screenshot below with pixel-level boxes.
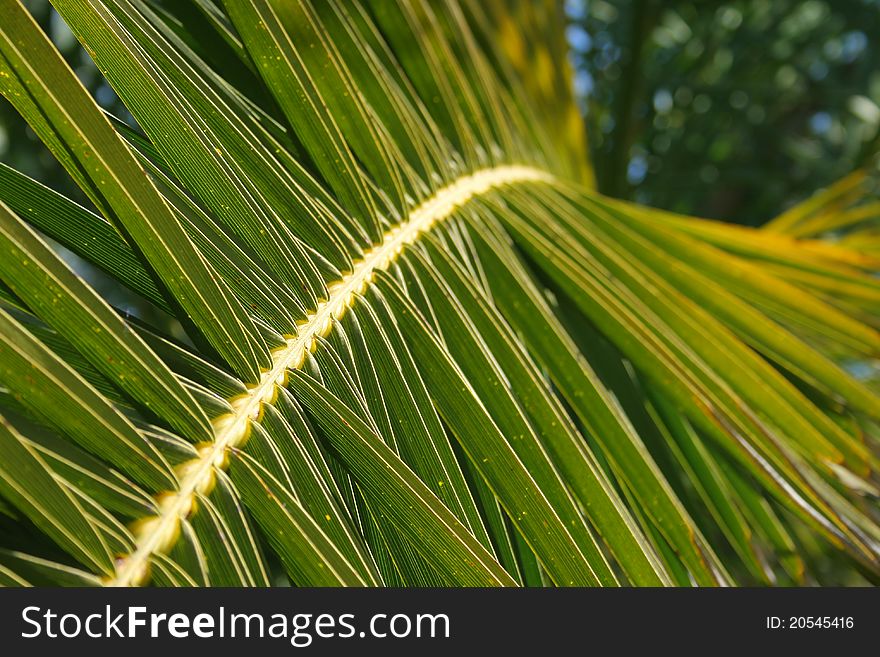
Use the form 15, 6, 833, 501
106, 164, 554, 587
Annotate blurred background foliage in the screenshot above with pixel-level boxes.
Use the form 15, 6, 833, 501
3, 0, 880, 229
568, 0, 880, 224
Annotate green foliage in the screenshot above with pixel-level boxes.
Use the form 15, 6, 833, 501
0, 0, 877, 588
573, 0, 880, 221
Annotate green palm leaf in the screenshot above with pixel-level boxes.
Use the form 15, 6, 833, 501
0, 0, 877, 587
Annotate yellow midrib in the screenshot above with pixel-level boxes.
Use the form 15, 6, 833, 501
106, 164, 553, 586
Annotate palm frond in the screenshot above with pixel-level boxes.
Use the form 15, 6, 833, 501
0, 0, 877, 587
